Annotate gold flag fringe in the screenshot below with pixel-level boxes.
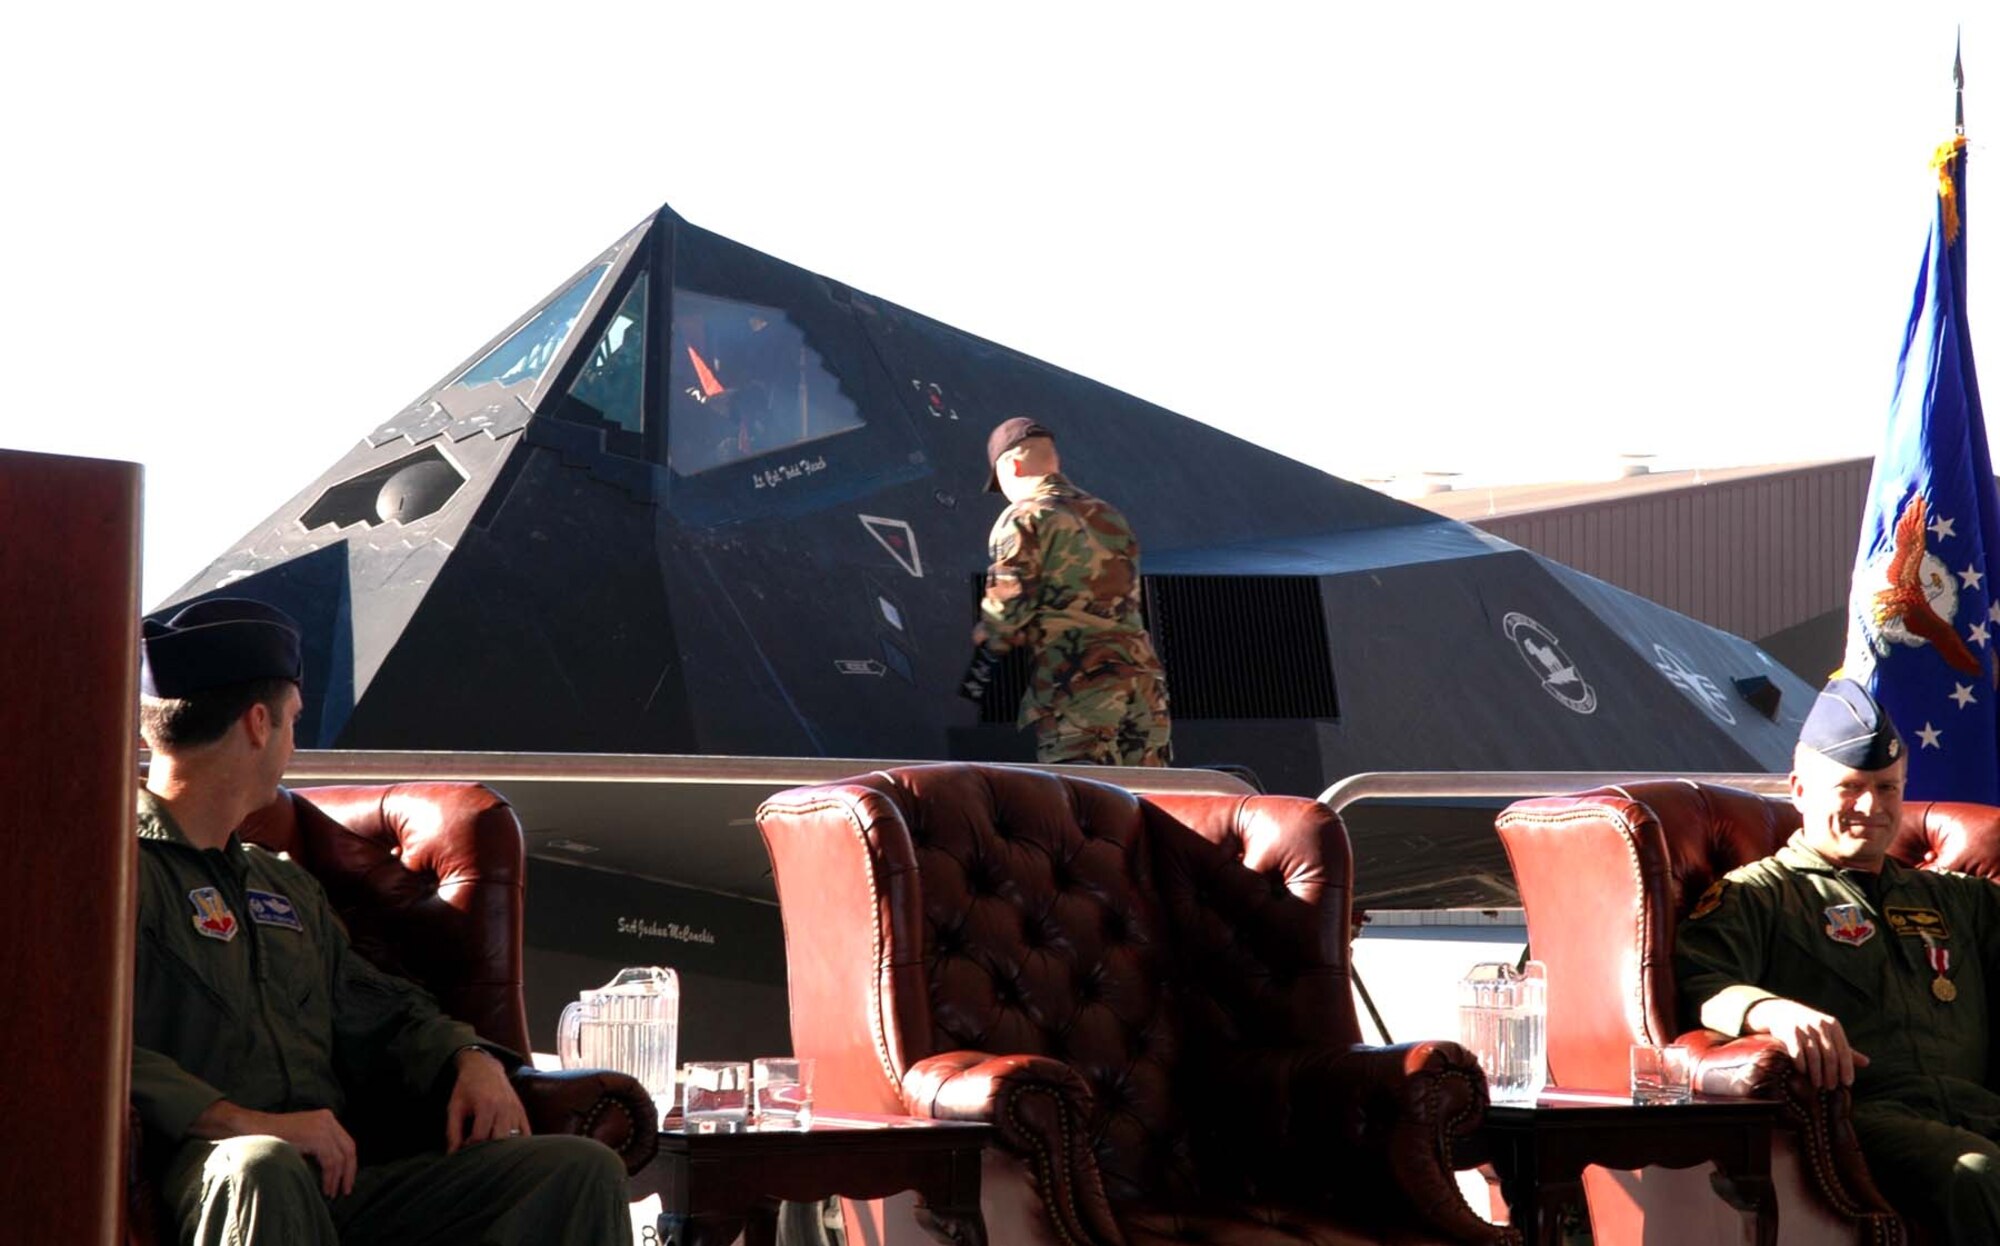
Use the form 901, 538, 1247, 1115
1934, 134, 1969, 245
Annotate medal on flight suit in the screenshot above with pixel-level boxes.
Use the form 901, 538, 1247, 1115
1884, 906, 1955, 1002
1924, 935, 1957, 1002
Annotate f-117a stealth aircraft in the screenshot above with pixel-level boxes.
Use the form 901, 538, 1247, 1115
158, 203, 1812, 799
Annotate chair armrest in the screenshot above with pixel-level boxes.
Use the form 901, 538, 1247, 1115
1680, 1029, 1797, 1098
511, 1068, 660, 1176
1235, 1040, 1513, 1245
903, 1050, 1121, 1246
1677, 1031, 1902, 1229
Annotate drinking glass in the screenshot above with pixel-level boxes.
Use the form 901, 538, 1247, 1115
682, 1060, 750, 1130
1630, 1043, 1694, 1104
753, 1056, 816, 1129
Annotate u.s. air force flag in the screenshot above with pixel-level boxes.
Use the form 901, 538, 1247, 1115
1843, 131, 2000, 803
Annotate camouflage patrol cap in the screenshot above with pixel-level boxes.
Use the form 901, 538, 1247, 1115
984, 417, 1054, 492
1799, 678, 1904, 770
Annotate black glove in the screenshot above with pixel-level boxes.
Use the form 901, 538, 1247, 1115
959, 645, 1001, 702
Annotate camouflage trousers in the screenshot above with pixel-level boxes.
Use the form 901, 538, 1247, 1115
1028, 666, 1173, 767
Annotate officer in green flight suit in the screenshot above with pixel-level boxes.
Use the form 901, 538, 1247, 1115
975, 416, 1173, 766
132, 598, 629, 1245
1675, 677, 2000, 1243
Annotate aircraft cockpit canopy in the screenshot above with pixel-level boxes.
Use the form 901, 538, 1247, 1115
664, 287, 865, 477
450, 261, 612, 394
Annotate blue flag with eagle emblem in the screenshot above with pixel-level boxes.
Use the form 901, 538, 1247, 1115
1843, 129, 2000, 802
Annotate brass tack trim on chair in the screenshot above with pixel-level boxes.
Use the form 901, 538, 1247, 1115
1433, 1066, 1518, 1244
1004, 1085, 1093, 1246
581, 1097, 637, 1161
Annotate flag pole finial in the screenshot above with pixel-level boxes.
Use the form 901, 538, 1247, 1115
1956, 26, 1966, 136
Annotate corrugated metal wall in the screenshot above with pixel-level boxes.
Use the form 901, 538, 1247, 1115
1468, 459, 1873, 645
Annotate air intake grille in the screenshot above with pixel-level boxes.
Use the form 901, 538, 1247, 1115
970, 574, 1337, 722
1146, 575, 1338, 719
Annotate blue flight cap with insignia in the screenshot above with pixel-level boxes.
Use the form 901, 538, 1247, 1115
1799, 677, 1905, 770
140, 599, 303, 699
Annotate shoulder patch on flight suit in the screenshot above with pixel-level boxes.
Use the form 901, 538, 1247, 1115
188, 887, 239, 942
246, 889, 303, 931
1688, 879, 1728, 920
1823, 903, 1877, 947
1883, 906, 1950, 940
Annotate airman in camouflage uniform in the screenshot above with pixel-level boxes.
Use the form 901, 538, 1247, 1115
977, 417, 1171, 766
1675, 679, 2000, 1244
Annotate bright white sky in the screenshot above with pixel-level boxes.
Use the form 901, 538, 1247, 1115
2, 3, 1992, 605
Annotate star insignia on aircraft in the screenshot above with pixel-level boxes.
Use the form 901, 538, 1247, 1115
1918, 722, 1945, 750
1959, 564, 1986, 591
1972, 621, 1992, 648
1930, 514, 1958, 541
1951, 683, 1979, 709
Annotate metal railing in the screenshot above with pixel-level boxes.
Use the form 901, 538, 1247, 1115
272, 749, 1258, 794
1317, 769, 1791, 814
1316, 770, 1790, 1043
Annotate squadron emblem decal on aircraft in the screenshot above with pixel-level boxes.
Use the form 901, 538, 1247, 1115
1653, 644, 1736, 725
1503, 612, 1597, 714
859, 514, 924, 578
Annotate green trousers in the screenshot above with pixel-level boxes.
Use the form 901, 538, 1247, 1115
1852, 1098, 2000, 1245
163, 1133, 630, 1246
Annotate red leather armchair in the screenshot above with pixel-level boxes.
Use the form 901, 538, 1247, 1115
757, 762, 1513, 1246
129, 782, 658, 1243
1495, 780, 2000, 1246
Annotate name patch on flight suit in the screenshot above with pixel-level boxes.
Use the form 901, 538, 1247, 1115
188, 887, 239, 942
246, 889, 302, 932
1823, 903, 1876, 947
1882, 906, 1949, 940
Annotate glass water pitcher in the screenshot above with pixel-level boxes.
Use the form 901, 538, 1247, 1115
1457, 960, 1547, 1104
557, 966, 680, 1112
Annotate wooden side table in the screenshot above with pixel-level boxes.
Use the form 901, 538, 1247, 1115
1473, 1089, 1780, 1246
629, 1112, 991, 1246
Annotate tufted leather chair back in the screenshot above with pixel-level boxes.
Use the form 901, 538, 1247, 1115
763, 763, 1358, 1212
868, 764, 1192, 1203
1144, 793, 1360, 1057
236, 782, 531, 1053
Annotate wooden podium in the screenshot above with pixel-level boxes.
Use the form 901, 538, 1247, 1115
0, 448, 143, 1245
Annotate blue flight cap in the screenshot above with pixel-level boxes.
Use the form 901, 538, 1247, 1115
141, 599, 303, 699
1799, 678, 1904, 770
